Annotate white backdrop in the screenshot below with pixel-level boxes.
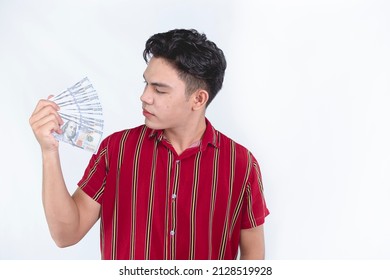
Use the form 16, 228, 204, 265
1, 0, 389, 260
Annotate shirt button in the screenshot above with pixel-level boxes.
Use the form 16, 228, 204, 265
170, 230, 175, 236
176, 160, 180, 164
172, 194, 177, 199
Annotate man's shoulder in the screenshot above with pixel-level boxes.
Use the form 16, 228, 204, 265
110, 124, 149, 137
212, 126, 254, 159
214, 128, 248, 151
102, 124, 152, 146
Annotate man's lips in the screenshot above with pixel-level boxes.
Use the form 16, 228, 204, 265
143, 109, 154, 116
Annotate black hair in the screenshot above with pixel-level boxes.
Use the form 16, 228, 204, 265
143, 29, 227, 106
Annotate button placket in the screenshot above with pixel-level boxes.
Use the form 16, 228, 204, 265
167, 155, 180, 257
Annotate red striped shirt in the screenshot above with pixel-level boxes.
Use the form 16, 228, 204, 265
78, 119, 269, 260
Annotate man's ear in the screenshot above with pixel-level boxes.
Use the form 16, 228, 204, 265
192, 89, 209, 111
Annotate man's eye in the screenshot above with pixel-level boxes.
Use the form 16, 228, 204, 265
155, 88, 165, 94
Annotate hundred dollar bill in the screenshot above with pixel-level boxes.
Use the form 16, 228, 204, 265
51, 77, 104, 153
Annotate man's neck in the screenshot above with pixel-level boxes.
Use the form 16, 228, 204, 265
163, 116, 207, 156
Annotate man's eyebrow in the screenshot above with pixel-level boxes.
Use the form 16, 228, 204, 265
151, 82, 171, 88
143, 75, 172, 88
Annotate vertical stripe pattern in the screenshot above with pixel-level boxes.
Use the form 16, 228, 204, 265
208, 147, 219, 259
189, 151, 201, 259
129, 126, 147, 259
112, 129, 130, 259
164, 151, 173, 260
78, 120, 269, 260
218, 140, 235, 259
145, 140, 158, 259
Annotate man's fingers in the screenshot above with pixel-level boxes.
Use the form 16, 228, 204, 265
31, 114, 61, 135
30, 104, 63, 127
29, 97, 63, 152
31, 98, 60, 116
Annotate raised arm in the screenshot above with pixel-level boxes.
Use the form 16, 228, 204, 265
29, 98, 100, 247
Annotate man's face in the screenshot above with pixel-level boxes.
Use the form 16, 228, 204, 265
65, 121, 77, 138
140, 57, 193, 130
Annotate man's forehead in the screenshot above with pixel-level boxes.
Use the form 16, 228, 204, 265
144, 57, 177, 74
143, 57, 183, 87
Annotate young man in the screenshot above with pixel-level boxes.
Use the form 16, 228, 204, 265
29, 29, 269, 260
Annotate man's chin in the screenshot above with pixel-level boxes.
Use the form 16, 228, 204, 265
144, 119, 165, 130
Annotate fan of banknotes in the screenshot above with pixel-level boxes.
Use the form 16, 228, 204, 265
50, 77, 104, 153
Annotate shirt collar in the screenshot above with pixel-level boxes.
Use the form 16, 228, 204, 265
148, 118, 219, 151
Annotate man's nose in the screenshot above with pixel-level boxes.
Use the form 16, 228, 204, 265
140, 87, 153, 104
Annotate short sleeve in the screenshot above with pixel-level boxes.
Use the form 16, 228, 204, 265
241, 154, 270, 229
77, 136, 110, 204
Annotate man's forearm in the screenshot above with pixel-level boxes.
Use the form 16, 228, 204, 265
41, 151, 80, 247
